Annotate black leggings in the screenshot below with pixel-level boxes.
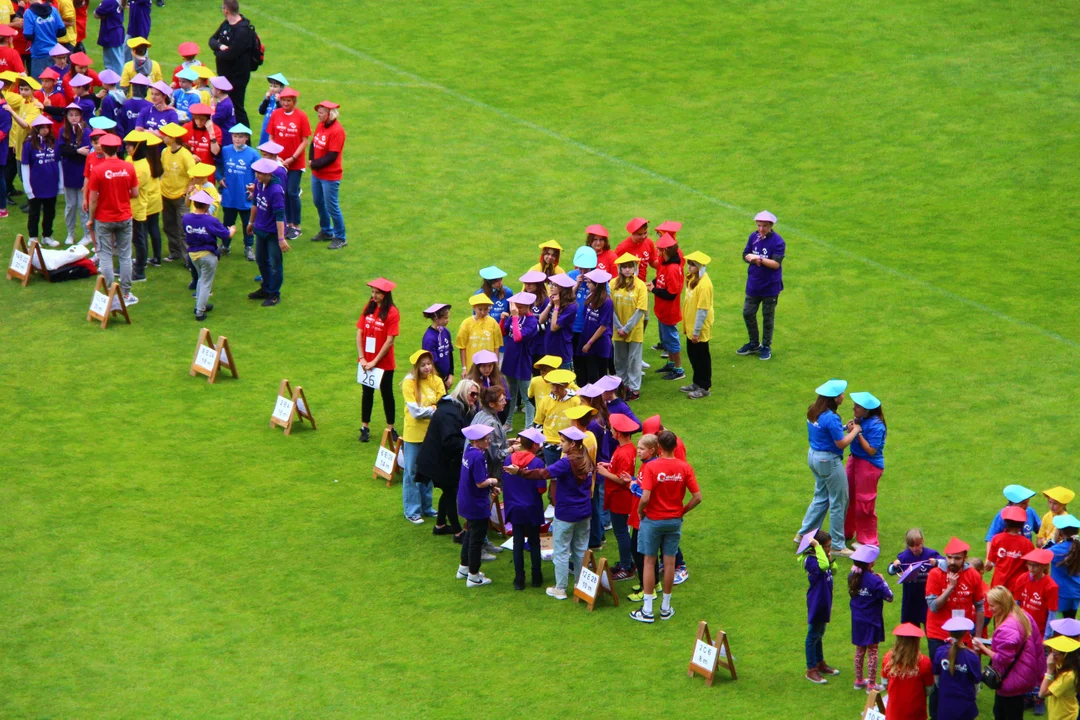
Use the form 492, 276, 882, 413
460, 518, 489, 574
578, 354, 608, 386
512, 521, 542, 584
361, 369, 395, 425
437, 485, 461, 533
685, 339, 712, 389
135, 214, 162, 265
28, 196, 57, 238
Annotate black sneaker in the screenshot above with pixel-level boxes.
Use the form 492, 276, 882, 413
359, 427, 371, 443
654, 362, 674, 374
432, 525, 456, 536
261, 295, 280, 307
193, 304, 215, 314
736, 342, 761, 355
661, 368, 686, 381
328, 238, 347, 250
132, 274, 146, 282
513, 578, 525, 591
650, 343, 664, 351
220, 245, 231, 255
248, 288, 269, 300
285, 226, 301, 240
187, 280, 197, 290
194, 312, 206, 321
147, 258, 161, 267
453, 531, 465, 545
310, 231, 331, 242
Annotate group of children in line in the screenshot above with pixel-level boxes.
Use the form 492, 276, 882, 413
800, 483, 1080, 719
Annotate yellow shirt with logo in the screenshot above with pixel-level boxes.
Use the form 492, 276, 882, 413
160, 145, 195, 199
611, 276, 649, 344
401, 373, 446, 444
681, 272, 715, 342
533, 390, 581, 444
455, 315, 501, 370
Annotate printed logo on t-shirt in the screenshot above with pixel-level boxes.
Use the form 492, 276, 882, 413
939, 659, 971, 673
104, 168, 130, 179
996, 547, 1024, 560
655, 471, 684, 484
185, 224, 208, 236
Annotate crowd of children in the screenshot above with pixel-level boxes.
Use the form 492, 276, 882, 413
798, 483, 1080, 719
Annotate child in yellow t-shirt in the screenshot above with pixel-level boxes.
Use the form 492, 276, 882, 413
11, 77, 41, 163
158, 123, 196, 262
528, 239, 565, 277
610, 252, 648, 400
1040, 635, 1079, 720
186, 163, 220, 215
455, 294, 500, 372
1038, 487, 1075, 547
680, 251, 714, 399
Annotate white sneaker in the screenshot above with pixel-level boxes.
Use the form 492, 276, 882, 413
43, 237, 59, 247
123, 293, 138, 306
466, 573, 492, 587
483, 541, 504, 554
405, 515, 424, 525
641, 360, 650, 369
64, 235, 74, 245
546, 586, 568, 600
78, 236, 92, 247
455, 564, 469, 579
29, 236, 38, 245
480, 551, 496, 563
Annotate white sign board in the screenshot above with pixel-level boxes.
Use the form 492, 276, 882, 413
576, 566, 600, 599
272, 396, 294, 424
9, 249, 29, 275
865, 709, 886, 720
89, 291, 109, 317
692, 639, 718, 672
357, 364, 385, 389
194, 345, 217, 372
375, 445, 396, 475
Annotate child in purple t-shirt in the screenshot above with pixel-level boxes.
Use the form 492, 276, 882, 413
801, 530, 840, 685
738, 210, 785, 361
183, 190, 233, 320
848, 544, 894, 692
246, 158, 289, 306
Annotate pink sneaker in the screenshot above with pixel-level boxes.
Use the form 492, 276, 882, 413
853, 679, 868, 691
0, 209, 9, 218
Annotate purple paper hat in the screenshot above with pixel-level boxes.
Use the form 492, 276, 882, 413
68, 73, 92, 88
796, 531, 817, 555
519, 270, 547, 284
129, 73, 151, 86
30, 114, 53, 127
941, 617, 974, 633
548, 273, 575, 288
471, 349, 498, 366
209, 75, 233, 91
584, 268, 612, 284
98, 69, 121, 85
595, 375, 622, 392
850, 545, 880, 563
150, 80, 173, 96
1050, 618, 1080, 637
508, 291, 535, 305
422, 302, 449, 315
896, 560, 928, 585
576, 383, 603, 399
49, 44, 70, 57
517, 428, 545, 445
257, 140, 284, 154
190, 190, 215, 205
461, 424, 494, 441
251, 158, 279, 174
559, 425, 587, 442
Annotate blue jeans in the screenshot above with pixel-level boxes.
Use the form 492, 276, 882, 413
311, 177, 345, 240
401, 441, 433, 518
589, 477, 606, 547
101, 46, 125, 76
254, 229, 283, 295
805, 620, 826, 669
221, 206, 252, 248
30, 56, 51, 79
798, 449, 849, 549
285, 169, 302, 225
610, 512, 634, 570
542, 445, 561, 466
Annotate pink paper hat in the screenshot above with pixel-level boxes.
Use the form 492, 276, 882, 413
584, 268, 611, 284
850, 545, 880, 563
576, 383, 602, 399
941, 617, 974, 633
190, 190, 215, 205
558, 426, 587, 442
796, 531, 818, 555
547, 273, 575, 288
257, 140, 284, 154
209, 76, 233, 91
471, 350, 498, 365
508, 291, 535, 305
517, 428, 545, 445
422, 303, 449, 315
754, 210, 777, 224
595, 375, 622, 392
518, 270, 547, 284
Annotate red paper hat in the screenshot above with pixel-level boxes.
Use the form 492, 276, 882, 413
98, 134, 122, 147
585, 224, 608, 238
38, 68, 59, 80
1001, 505, 1028, 523
656, 220, 682, 234
1022, 548, 1053, 564
367, 277, 396, 293
892, 623, 925, 638
187, 103, 212, 116
943, 537, 970, 555
656, 233, 677, 249
609, 413, 640, 434
314, 100, 339, 110
641, 414, 662, 436
89, 128, 107, 137
625, 217, 648, 234
177, 41, 200, 56
278, 87, 299, 98
0, 25, 17, 37
69, 52, 93, 66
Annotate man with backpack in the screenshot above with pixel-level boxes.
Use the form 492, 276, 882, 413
208, 0, 261, 126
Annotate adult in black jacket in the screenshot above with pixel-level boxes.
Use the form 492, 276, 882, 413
417, 380, 478, 543
207, 0, 253, 125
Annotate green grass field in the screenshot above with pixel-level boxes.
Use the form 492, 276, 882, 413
3, 1, 1078, 717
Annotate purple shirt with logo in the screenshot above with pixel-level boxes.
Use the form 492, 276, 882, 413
743, 230, 785, 297
21, 139, 60, 199
849, 569, 893, 646
136, 105, 178, 133
502, 314, 539, 380
457, 445, 491, 521
543, 300, 577, 365
549, 456, 591, 523
253, 177, 286, 233
501, 454, 546, 526
578, 298, 613, 358
421, 325, 453, 379
182, 212, 230, 255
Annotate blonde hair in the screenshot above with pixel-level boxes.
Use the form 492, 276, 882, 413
884, 636, 922, 679
326, 108, 340, 123
987, 586, 1032, 637
638, 433, 659, 458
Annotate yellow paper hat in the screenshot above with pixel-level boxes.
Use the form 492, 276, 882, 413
188, 163, 216, 178
123, 130, 149, 143
539, 240, 563, 251
684, 251, 712, 265
1044, 487, 1076, 505
159, 123, 188, 138
468, 294, 493, 306
565, 405, 596, 420
144, 135, 162, 146
545, 369, 575, 385
18, 74, 41, 91
1046, 635, 1080, 653
193, 65, 215, 80
0, 70, 19, 83
409, 349, 432, 365
126, 36, 151, 49
615, 252, 638, 265
533, 355, 562, 369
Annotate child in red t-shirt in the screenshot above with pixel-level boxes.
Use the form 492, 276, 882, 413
586, 224, 616, 275
647, 234, 685, 380
988, 505, 1036, 592
597, 412, 639, 581
356, 277, 400, 444
1014, 548, 1059, 637
881, 623, 935, 719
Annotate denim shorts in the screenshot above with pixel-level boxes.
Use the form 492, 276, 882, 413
637, 516, 682, 557
657, 322, 681, 354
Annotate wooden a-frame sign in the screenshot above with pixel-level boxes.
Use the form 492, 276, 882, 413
269, 379, 316, 435
862, 689, 887, 719
86, 276, 130, 328
573, 549, 620, 611
688, 620, 737, 686
7, 234, 48, 286
372, 428, 403, 486
189, 328, 238, 383
489, 494, 509, 538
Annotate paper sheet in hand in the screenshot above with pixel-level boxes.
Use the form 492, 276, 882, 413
357, 364, 385, 389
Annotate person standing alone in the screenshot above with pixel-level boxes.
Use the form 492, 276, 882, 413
738, 210, 785, 361
207, 0, 254, 125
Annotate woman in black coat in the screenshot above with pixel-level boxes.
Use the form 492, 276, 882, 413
417, 379, 479, 543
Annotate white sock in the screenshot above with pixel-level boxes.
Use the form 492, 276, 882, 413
643, 593, 655, 615
468, 572, 480, 582
662, 593, 672, 612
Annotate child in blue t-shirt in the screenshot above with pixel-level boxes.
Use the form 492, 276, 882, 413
219, 123, 260, 259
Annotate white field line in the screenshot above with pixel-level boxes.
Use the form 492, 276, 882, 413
287, 79, 436, 87
254, 11, 1077, 349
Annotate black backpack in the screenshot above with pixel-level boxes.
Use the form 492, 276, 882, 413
248, 22, 265, 71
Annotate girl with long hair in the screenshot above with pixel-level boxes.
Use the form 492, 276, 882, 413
848, 544, 894, 692
611, 253, 648, 400
648, 234, 685, 380
844, 392, 888, 547
530, 239, 564, 277
540, 273, 578, 369
125, 132, 164, 279
466, 349, 510, 425
418, 379, 479, 542
519, 270, 550, 367
56, 104, 90, 246
357, 278, 400, 443
801, 529, 840, 685
585, 224, 616, 274
501, 292, 539, 428
21, 115, 59, 245
400, 349, 446, 525
1040, 635, 1080, 719
577, 269, 614, 386
932, 617, 981, 720
680, 252, 714, 399
421, 303, 454, 387
881, 623, 935, 718
974, 586, 1045, 719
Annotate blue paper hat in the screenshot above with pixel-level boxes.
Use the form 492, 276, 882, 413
1003, 484, 1036, 503
478, 266, 506, 281
228, 123, 252, 135
573, 246, 598, 269
815, 379, 847, 398
267, 72, 289, 86
89, 116, 117, 130
850, 392, 880, 410
1053, 514, 1080, 530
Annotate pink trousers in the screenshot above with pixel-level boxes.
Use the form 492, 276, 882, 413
844, 456, 882, 546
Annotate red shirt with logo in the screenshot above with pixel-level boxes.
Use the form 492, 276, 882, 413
603, 442, 636, 515
182, 122, 223, 169
988, 532, 1035, 593
356, 306, 400, 371
925, 566, 987, 641
0, 47, 24, 74
311, 120, 345, 182
614, 237, 657, 281
639, 456, 698, 521
652, 260, 684, 325
1014, 572, 1058, 635
87, 157, 138, 222
268, 108, 311, 170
